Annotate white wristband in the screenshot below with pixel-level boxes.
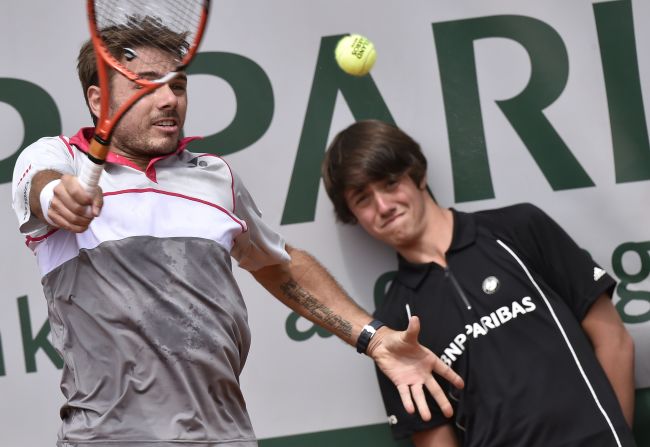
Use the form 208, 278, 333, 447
39, 179, 61, 226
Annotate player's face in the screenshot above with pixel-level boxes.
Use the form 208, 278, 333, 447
345, 174, 430, 251
109, 46, 188, 159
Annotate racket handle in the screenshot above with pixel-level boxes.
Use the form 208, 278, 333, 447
78, 153, 105, 192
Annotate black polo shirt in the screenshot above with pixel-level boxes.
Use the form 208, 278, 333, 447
374, 203, 635, 446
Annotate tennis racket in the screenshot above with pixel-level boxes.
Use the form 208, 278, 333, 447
79, 0, 210, 190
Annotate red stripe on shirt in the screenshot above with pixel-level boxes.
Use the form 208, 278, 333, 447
103, 188, 247, 232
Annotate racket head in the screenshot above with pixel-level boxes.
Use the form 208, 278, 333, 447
86, 0, 210, 144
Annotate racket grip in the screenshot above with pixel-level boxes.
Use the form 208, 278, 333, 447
78, 153, 104, 192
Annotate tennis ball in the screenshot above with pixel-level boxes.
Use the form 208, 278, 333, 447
335, 34, 376, 77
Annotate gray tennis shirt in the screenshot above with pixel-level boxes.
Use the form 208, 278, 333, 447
12, 129, 290, 446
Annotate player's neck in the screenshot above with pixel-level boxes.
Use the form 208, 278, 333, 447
108, 146, 152, 170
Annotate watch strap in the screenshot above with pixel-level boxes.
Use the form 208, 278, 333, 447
356, 319, 386, 354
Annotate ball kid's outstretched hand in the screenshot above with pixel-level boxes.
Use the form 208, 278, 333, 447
366, 316, 464, 420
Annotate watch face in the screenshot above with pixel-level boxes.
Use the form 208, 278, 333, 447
364, 325, 377, 335
357, 320, 385, 353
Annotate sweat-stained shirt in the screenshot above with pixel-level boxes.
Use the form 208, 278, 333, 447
12, 128, 290, 447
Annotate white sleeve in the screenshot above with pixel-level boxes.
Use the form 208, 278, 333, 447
230, 173, 290, 271
11, 136, 75, 235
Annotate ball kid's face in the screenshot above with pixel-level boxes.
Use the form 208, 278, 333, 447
344, 174, 430, 250
109, 46, 188, 159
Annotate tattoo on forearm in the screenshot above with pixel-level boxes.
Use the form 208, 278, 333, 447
280, 280, 352, 337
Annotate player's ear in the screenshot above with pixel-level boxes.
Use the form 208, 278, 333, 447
87, 85, 102, 118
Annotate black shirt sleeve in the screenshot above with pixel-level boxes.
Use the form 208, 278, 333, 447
483, 203, 616, 321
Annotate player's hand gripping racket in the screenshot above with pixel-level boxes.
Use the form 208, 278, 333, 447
79, 0, 210, 190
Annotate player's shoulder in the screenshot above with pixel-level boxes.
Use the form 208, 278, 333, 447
177, 149, 249, 193
178, 149, 233, 171
18, 135, 77, 163
23, 135, 70, 152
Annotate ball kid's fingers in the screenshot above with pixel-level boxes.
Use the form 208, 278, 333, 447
401, 316, 420, 346
396, 383, 416, 415
424, 375, 454, 419
433, 356, 464, 390
414, 320, 464, 390
410, 383, 433, 422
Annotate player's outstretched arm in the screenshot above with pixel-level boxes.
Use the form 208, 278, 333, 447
30, 171, 103, 232
250, 244, 463, 419
368, 316, 463, 419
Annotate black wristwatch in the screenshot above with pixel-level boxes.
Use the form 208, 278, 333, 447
356, 319, 386, 354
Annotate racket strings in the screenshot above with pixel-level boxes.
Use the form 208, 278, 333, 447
93, 0, 205, 78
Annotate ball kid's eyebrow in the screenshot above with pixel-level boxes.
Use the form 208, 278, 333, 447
346, 186, 368, 202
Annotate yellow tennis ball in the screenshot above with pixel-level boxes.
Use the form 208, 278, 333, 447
335, 34, 377, 77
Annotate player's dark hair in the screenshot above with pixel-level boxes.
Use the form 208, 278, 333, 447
322, 119, 428, 224
77, 16, 189, 124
